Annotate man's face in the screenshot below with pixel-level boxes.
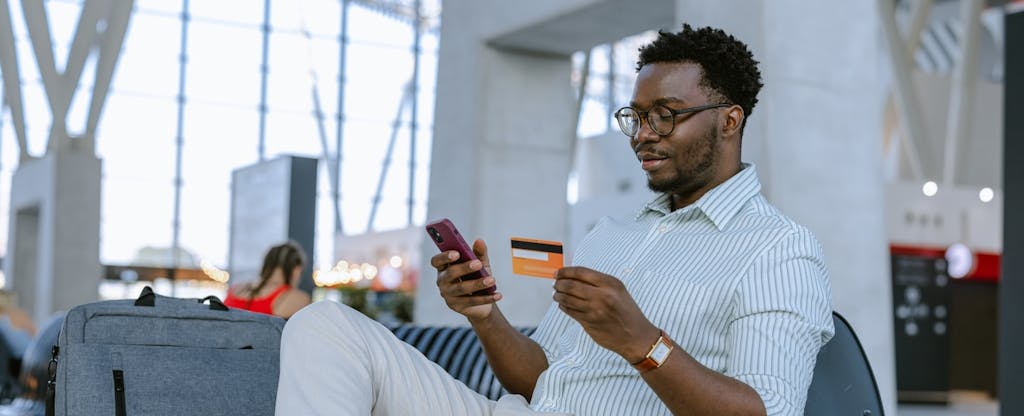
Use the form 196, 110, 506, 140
629, 62, 723, 197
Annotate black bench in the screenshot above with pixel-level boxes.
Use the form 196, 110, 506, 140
387, 325, 535, 401
389, 312, 885, 415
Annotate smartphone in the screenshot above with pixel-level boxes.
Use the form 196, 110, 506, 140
425, 218, 495, 295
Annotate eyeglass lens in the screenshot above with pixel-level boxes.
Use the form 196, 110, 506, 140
615, 105, 675, 137
616, 108, 640, 137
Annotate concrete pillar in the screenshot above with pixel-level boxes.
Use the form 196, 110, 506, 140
228, 156, 318, 294
417, 12, 575, 327
418, 0, 674, 326
675, 1, 896, 412
4, 142, 101, 323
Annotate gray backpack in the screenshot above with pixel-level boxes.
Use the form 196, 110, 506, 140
46, 286, 285, 416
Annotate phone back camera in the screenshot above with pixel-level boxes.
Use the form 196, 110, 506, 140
428, 227, 444, 243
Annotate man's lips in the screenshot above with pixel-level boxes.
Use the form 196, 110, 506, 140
637, 152, 669, 171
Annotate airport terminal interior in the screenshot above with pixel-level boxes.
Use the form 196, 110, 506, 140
0, 0, 1021, 414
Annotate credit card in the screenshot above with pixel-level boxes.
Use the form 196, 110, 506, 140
510, 237, 564, 279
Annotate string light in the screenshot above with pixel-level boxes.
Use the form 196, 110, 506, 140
348, 264, 364, 283
200, 260, 230, 283
361, 263, 378, 280
314, 257, 402, 288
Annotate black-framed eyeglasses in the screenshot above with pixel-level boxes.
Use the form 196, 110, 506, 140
613, 103, 730, 137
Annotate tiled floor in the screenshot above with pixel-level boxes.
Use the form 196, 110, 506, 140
897, 401, 998, 415
894, 390, 999, 415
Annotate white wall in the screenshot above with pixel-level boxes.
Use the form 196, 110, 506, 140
887, 181, 1002, 252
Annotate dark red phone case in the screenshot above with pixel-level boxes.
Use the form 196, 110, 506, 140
425, 218, 495, 295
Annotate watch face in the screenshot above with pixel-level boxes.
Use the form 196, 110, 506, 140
651, 340, 672, 364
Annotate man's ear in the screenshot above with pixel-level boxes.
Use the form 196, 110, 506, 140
721, 105, 744, 138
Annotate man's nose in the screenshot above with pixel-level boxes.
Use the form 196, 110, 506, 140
632, 120, 660, 149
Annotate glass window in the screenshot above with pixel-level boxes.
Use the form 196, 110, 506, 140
347, 5, 413, 49
135, 0, 182, 16
97, 94, 178, 263
0, 0, 441, 280
343, 43, 413, 123
116, 13, 181, 99
187, 22, 263, 105
190, 0, 264, 27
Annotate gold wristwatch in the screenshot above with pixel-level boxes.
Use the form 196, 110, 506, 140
631, 330, 674, 373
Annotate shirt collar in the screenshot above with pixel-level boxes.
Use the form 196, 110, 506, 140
637, 163, 762, 230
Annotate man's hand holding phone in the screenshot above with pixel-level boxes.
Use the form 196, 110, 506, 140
426, 219, 502, 321
431, 239, 503, 321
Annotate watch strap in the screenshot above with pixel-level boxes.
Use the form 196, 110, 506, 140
631, 330, 673, 373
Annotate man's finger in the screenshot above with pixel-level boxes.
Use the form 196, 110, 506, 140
553, 278, 591, 300
437, 269, 464, 292
552, 291, 588, 312
555, 266, 607, 286
473, 239, 489, 264
557, 302, 587, 320
455, 276, 496, 296
430, 251, 460, 269
454, 292, 502, 308
441, 259, 485, 283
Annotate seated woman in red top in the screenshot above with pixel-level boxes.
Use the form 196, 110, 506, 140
224, 241, 311, 319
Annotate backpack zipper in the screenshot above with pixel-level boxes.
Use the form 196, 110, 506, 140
46, 345, 59, 416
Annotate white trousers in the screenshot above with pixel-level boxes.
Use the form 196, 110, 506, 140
275, 300, 562, 416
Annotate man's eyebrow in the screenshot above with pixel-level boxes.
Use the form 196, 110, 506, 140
629, 97, 686, 108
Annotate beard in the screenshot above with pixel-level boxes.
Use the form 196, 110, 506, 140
646, 125, 719, 196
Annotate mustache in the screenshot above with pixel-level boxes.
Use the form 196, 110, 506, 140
634, 147, 671, 161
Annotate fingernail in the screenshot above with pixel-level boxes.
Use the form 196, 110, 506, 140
470, 260, 482, 270
448, 251, 458, 260
483, 277, 495, 286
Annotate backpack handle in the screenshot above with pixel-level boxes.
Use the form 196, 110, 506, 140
134, 286, 155, 307
199, 296, 229, 311
135, 286, 229, 311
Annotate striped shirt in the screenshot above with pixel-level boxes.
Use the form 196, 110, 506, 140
529, 164, 834, 415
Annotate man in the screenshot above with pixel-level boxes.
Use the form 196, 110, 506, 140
276, 24, 833, 416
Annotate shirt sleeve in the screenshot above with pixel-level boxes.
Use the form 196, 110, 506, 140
529, 215, 611, 363
725, 228, 835, 416
529, 303, 566, 363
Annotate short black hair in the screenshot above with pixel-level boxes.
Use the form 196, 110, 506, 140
637, 24, 763, 131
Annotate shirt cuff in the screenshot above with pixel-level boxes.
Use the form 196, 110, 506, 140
734, 374, 801, 416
